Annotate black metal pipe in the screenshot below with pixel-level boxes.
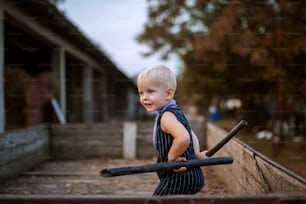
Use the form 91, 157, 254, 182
100, 156, 233, 177
205, 120, 248, 157
100, 120, 247, 178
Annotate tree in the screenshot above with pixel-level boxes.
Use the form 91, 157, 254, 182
138, 0, 305, 118
138, 0, 306, 156
49, 0, 65, 6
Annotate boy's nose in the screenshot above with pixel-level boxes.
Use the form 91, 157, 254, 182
142, 93, 149, 99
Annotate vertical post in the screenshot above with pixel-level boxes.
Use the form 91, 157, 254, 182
272, 2, 284, 157
0, 8, 4, 132
52, 48, 66, 123
126, 86, 137, 121
83, 66, 94, 123
101, 72, 108, 121
123, 122, 137, 159
59, 48, 66, 121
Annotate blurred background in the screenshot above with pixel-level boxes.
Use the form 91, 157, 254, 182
60, 0, 305, 175
0, 0, 305, 178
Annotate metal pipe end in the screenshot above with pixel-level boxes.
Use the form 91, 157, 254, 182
100, 169, 112, 177
241, 120, 248, 126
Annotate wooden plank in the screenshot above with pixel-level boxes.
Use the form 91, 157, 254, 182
0, 125, 50, 182
136, 122, 155, 158
50, 123, 123, 133
206, 123, 306, 194
50, 123, 123, 159
254, 151, 306, 193
0, 194, 305, 204
0, 7, 4, 133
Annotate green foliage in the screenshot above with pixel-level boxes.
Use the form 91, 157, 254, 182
138, 0, 306, 110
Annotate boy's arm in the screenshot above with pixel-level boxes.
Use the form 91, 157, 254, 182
160, 111, 190, 161
192, 130, 207, 159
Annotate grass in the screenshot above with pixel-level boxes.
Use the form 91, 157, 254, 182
214, 119, 306, 178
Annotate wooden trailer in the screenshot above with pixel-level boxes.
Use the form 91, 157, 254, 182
0, 121, 305, 203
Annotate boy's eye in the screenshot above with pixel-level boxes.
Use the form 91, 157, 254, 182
138, 89, 156, 96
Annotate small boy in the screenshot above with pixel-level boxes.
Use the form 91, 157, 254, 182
137, 65, 207, 196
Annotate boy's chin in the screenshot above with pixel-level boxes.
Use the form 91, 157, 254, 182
145, 107, 157, 112
147, 109, 156, 112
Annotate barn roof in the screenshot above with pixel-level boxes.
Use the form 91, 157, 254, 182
1, 0, 131, 82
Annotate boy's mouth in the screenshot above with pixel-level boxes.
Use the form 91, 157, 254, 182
143, 103, 153, 109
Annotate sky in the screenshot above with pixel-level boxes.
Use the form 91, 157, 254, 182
58, 0, 181, 78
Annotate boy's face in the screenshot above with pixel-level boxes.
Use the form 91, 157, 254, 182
137, 77, 173, 112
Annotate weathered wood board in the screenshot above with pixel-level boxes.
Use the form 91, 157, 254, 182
50, 123, 123, 159
0, 125, 49, 182
206, 122, 306, 194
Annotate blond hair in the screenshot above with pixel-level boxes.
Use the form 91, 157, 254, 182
137, 65, 177, 90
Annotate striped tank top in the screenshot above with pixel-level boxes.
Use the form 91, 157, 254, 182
153, 105, 204, 196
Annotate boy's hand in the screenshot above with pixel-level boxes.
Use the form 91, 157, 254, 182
172, 157, 188, 173
195, 150, 208, 159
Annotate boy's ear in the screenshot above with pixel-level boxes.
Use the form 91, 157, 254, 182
166, 87, 175, 99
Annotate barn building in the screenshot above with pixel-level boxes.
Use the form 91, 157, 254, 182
0, 0, 142, 132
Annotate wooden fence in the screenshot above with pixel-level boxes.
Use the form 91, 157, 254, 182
0, 126, 49, 182
50, 123, 124, 159
50, 120, 205, 160
0, 120, 204, 182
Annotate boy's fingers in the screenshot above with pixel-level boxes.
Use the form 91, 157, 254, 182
175, 157, 187, 162
173, 167, 187, 172
173, 157, 188, 172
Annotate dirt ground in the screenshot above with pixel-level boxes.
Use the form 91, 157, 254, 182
0, 159, 229, 195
